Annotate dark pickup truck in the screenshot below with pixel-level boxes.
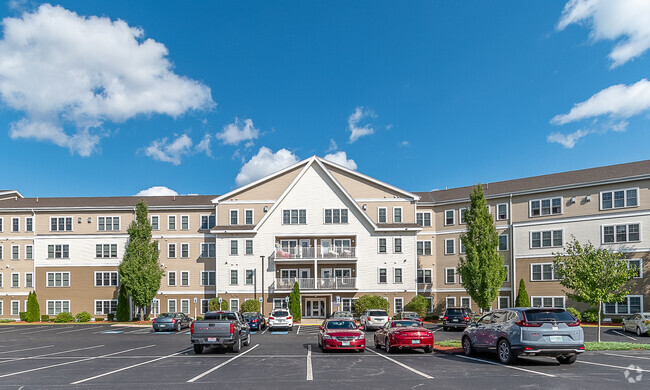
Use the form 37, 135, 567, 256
190, 311, 251, 354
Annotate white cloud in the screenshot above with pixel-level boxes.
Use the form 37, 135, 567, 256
400, 140, 409, 146
145, 134, 193, 165
135, 186, 179, 196
348, 106, 376, 143
195, 133, 212, 157
558, 0, 650, 68
323, 151, 357, 170
217, 118, 259, 146
547, 129, 592, 148
235, 147, 299, 186
326, 138, 338, 153
0, 4, 214, 155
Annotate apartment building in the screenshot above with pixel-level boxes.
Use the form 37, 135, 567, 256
0, 158, 648, 319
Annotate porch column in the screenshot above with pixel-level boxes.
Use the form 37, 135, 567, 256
314, 258, 318, 289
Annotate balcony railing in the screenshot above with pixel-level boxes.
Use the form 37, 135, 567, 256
273, 277, 357, 290
274, 246, 356, 260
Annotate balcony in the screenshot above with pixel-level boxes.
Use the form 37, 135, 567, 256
273, 246, 357, 260
272, 277, 357, 291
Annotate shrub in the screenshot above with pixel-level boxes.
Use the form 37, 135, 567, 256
612, 318, 623, 324
515, 279, 529, 307
25, 292, 41, 322
116, 285, 130, 322
75, 311, 91, 323
354, 295, 389, 316
289, 282, 302, 321
391, 314, 401, 320
0, 319, 12, 323
107, 313, 114, 321
405, 295, 429, 318
240, 299, 261, 313
208, 297, 229, 311
197, 316, 203, 321
425, 315, 440, 321
19, 312, 28, 322
566, 307, 581, 321
41, 315, 50, 322
54, 312, 75, 323
582, 307, 599, 323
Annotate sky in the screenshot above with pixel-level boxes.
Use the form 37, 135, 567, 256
1, 0, 650, 197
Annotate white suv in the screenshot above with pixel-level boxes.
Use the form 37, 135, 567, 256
268, 309, 293, 331
360, 309, 390, 330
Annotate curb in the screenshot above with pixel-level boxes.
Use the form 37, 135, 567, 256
433, 347, 463, 355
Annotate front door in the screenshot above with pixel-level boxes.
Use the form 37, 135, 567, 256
305, 299, 327, 318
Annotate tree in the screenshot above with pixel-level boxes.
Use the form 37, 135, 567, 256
405, 295, 429, 318
118, 200, 163, 320
208, 297, 229, 311
515, 279, 529, 307
26, 291, 40, 322
289, 282, 302, 321
116, 284, 130, 321
458, 184, 507, 311
553, 238, 637, 342
240, 299, 260, 313
354, 295, 390, 315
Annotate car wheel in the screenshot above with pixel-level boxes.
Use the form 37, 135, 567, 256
193, 344, 203, 354
243, 333, 251, 346
385, 338, 392, 353
637, 327, 642, 337
497, 339, 515, 364
556, 355, 577, 364
622, 324, 626, 332
176, 322, 181, 332
374, 336, 382, 349
424, 347, 433, 354
232, 337, 242, 353
442, 326, 448, 331
462, 336, 474, 356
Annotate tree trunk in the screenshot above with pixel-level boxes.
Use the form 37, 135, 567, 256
597, 300, 602, 343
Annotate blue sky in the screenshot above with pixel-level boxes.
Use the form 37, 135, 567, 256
1, 1, 649, 197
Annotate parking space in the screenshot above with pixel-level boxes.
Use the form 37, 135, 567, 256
0, 324, 648, 388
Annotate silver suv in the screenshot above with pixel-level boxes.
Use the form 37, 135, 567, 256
462, 308, 585, 364
360, 309, 390, 330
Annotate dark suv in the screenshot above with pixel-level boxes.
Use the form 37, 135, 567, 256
442, 307, 471, 330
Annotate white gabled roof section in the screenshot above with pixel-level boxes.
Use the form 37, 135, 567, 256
0, 190, 24, 200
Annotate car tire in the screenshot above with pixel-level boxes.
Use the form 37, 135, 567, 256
385, 338, 392, 353
622, 324, 627, 332
193, 344, 203, 354
232, 337, 242, 353
374, 336, 382, 349
556, 355, 577, 364
637, 327, 642, 337
358, 348, 365, 353
176, 323, 181, 332
462, 336, 474, 356
497, 339, 515, 364
424, 347, 433, 354
243, 333, 251, 346
442, 326, 448, 331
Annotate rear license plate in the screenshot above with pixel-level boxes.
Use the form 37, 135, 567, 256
341, 341, 350, 346
277, 320, 285, 323
207, 337, 217, 342
549, 336, 563, 342
452, 319, 459, 322
411, 339, 421, 344
160, 324, 166, 327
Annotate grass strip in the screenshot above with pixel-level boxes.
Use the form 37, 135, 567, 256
436, 340, 462, 348
585, 341, 650, 351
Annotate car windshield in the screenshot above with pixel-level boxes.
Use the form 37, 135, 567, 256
272, 311, 289, 317
204, 312, 238, 321
368, 311, 388, 317
326, 321, 357, 329
158, 313, 175, 318
445, 309, 464, 316
401, 313, 418, 319
391, 321, 420, 328
525, 309, 575, 322
333, 312, 353, 318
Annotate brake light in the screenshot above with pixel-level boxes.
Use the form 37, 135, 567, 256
463, 317, 470, 321
567, 321, 581, 327
579, 346, 585, 350
287, 316, 292, 320
442, 316, 448, 321
230, 323, 235, 334
253, 319, 258, 323
515, 321, 542, 327
524, 347, 533, 351
152, 318, 156, 323
269, 317, 274, 320
191, 322, 194, 334
172, 318, 176, 324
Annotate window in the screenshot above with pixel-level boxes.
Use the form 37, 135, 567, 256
417, 269, 432, 284
530, 197, 562, 216
47, 300, 70, 315
98, 216, 120, 231
394, 268, 402, 283
95, 300, 117, 315
416, 212, 432, 227
201, 243, 215, 258
168, 299, 177, 313
393, 207, 402, 223
603, 295, 642, 315
282, 209, 306, 224
378, 208, 387, 223
0, 245, 3, 259
628, 259, 643, 278
498, 234, 508, 251
230, 299, 239, 312
181, 215, 189, 230
200, 215, 216, 230
504, 265, 510, 282
11, 272, 19, 287
181, 271, 189, 286
245, 209, 254, 225
444, 239, 455, 254
168, 243, 176, 258
181, 299, 190, 314
47, 244, 69, 259
11, 245, 19, 260
458, 208, 467, 224
460, 297, 471, 309
25, 245, 33, 260
246, 269, 254, 284
50, 217, 73, 231
394, 238, 402, 253
417, 241, 432, 256
201, 299, 209, 314
181, 243, 189, 258
531, 296, 565, 309
378, 238, 387, 253
95, 272, 118, 287
47, 272, 70, 287
230, 270, 238, 285
497, 203, 508, 220
425, 297, 434, 313
25, 273, 33, 288
12, 217, 19, 232
460, 240, 466, 254
446, 297, 456, 308
530, 230, 563, 248
245, 240, 253, 255
445, 268, 456, 284
10, 301, 18, 316
167, 271, 176, 286
498, 296, 510, 309
0, 273, 2, 287
444, 210, 455, 225
95, 244, 118, 258
603, 223, 640, 243
201, 271, 216, 286
230, 240, 238, 255
378, 268, 387, 283
531, 263, 556, 281
324, 208, 348, 224
0, 217, 3, 232
151, 216, 159, 230
394, 298, 404, 313
230, 210, 239, 225
601, 188, 638, 210
168, 215, 176, 230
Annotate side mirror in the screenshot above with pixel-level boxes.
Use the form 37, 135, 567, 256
470, 321, 477, 327
318, 326, 323, 330
358, 326, 364, 330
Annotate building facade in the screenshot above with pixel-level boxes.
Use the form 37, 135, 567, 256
0, 158, 648, 319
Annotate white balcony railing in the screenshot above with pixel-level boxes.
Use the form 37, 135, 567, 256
274, 277, 357, 290
274, 246, 356, 260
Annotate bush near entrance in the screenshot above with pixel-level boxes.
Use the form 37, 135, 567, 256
75, 311, 91, 322
289, 282, 302, 321
240, 299, 260, 313
208, 297, 229, 311
354, 295, 389, 315
26, 291, 40, 322
405, 295, 429, 318
54, 312, 74, 323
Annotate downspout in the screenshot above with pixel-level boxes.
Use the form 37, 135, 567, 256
509, 194, 515, 306
31, 209, 36, 297
214, 204, 219, 300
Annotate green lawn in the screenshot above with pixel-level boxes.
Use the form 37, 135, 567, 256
585, 342, 650, 351
435, 340, 462, 347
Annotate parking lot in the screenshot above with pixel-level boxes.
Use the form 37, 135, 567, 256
0, 323, 648, 389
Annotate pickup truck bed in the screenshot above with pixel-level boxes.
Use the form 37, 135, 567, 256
190, 311, 251, 354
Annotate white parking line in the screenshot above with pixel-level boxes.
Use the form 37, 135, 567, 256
187, 344, 260, 383
0, 326, 47, 334
366, 348, 434, 379
93, 327, 130, 334
612, 330, 637, 341
19, 327, 69, 335
0, 345, 154, 378
602, 352, 650, 361
0, 345, 54, 355
455, 355, 556, 378
0, 345, 105, 365
57, 327, 105, 334
306, 345, 313, 380
579, 360, 650, 373
261, 327, 268, 335
297, 325, 301, 335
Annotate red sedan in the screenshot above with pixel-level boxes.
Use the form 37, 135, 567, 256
373, 320, 434, 353
318, 319, 366, 352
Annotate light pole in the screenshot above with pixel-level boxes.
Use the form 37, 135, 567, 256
260, 255, 265, 315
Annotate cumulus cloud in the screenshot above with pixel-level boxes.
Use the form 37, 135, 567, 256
0, 4, 214, 155
195, 133, 212, 157
217, 118, 259, 145
135, 186, 179, 196
235, 147, 299, 186
326, 138, 338, 153
557, 0, 650, 68
547, 129, 592, 148
323, 151, 357, 170
348, 106, 376, 143
145, 134, 194, 165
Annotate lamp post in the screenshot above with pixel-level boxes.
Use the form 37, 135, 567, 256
260, 255, 265, 315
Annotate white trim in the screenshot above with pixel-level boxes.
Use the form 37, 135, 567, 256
600, 187, 639, 210
180, 243, 190, 258
167, 271, 177, 287
378, 207, 387, 223
94, 299, 118, 315
504, 265, 510, 283
50, 216, 74, 232
445, 296, 457, 309
229, 209, 239, 225
11, 245, 19, 260
496, 203, 508, 221
458, 208, 467, 225
498, 296, 511, 309
167, 243, 177, 258
529, 229, 564, 249
378, 237, 388, 254
444, 209, 455, 226
417, 268, 433, 284
528, 196, 563, 218
530, 296, 566, 309
377, 267, 388, 284
393, 297, 404, 313
392, 207, 403, 223
167, 215, 177, 230
10, 272, 20, 288
24, 272, 33, 288
219, 200, 277, 204
229, 298, 240, 312
200, 271, 216, 286
46, 300, 71, 315
601, 222, 641, 244
151, 215, 160, 230
603, 295, 643, 315
11, 216, 19, 232
416, 211, 432, 227
167, 299, 177, 313
46, 271, 70, 287
416, 240, 433, 256
530, 263, 557, 281
628, 259, 643, 278
498, 234, 509, 251
393, 267, 403, 284
93, 271, 119, 287
444, 238, 455, 255
460, 296, 471, 309
180, 299, 190, 314
393, 237, 402, 254
180, 215, 190, 230
97, 216, 121, 232
444, 267, 456, 284
244, 209, 254, 225
180, 270, 190, 287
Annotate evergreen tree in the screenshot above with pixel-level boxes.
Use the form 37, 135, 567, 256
458, 184, 507, 311
288, 282, 302, 321
515, 279, 529, 307
116, 284, 130, 321
26, 291, 40, 322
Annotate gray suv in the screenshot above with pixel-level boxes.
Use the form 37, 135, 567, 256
462, 308, 584, 364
